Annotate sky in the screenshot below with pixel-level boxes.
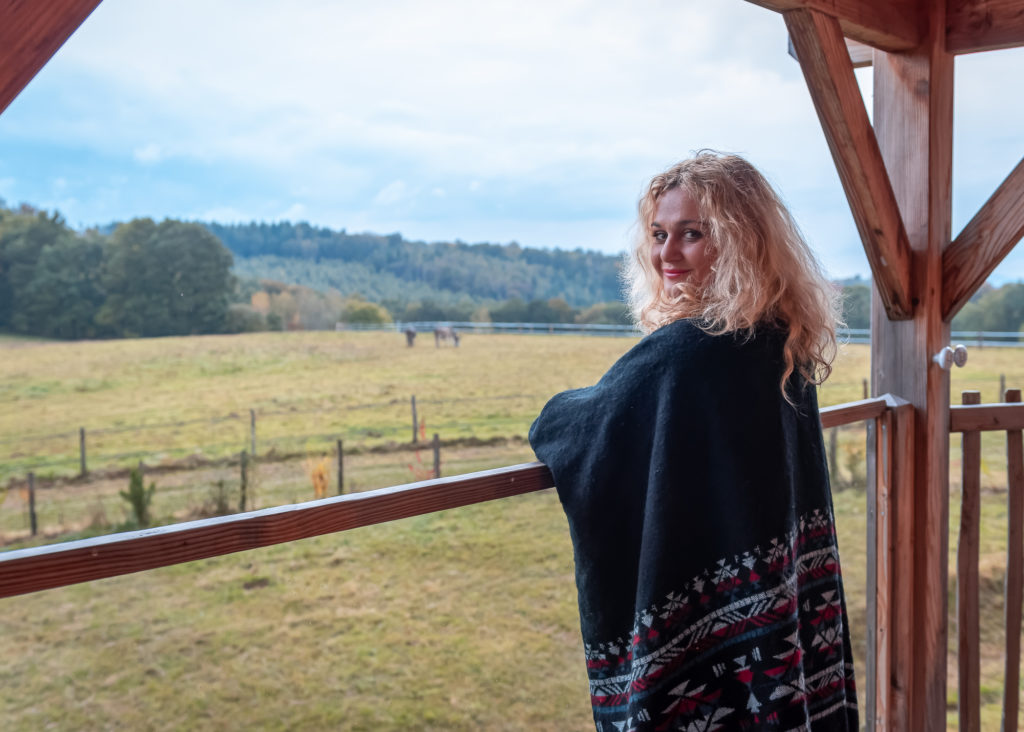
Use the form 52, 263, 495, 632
0, 0, 1022, 283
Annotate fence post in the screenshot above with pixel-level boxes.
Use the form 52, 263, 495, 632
28, 472, 37, 536
433, 433, 441, 479
239, 450, 248, 512
250, 409, 256, 457
863, 378, 869, 400
1001, 373, 1007, 402
337, 439, 344, 495
79, 427, 87, 478
411, 395, 418, 444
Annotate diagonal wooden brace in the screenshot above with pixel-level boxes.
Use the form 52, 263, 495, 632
943, 156, 1024, 320
785, 8, 915, 320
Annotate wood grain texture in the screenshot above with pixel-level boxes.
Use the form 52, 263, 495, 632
0, 462, 554, 599
784, 8, 914, 320
820, 395, 888, 427
957, 391, 982, 732
0, 0, 103, 115
747, 0, 921, 50
947, 0, 1024, 53
1004, 388, 1023, 732
867, 412, 888, 730
949, 402, 1024, 432
943, 157, 1024, 319
871, 0, 955, 724
886, 398, 916, 731
846, 38, 873, 67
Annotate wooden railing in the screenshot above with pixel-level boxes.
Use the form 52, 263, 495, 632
951, 389, 1024, 732
0, 395, 916, 728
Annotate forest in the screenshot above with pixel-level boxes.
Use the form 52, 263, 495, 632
2, 201, 1022, 339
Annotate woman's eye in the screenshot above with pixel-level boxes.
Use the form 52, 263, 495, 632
683, 229, 704, 241
652, 231, 667, 242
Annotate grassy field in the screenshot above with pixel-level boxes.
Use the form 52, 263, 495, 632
1, 330, 1023, 729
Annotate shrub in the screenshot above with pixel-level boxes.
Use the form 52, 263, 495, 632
120, 467, 156, 527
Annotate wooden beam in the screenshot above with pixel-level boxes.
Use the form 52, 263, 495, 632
846, 38, 873, 67
749, 0, 921, 51
947, 0, 1024, 54
0, 462, 555, 599
785, 8, 914, 319
0, 0, 103, 116
871, 0, 955, 724
786, 35, 874, 67
942, 157, 1024, 320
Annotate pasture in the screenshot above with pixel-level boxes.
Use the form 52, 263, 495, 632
1, 330, 1022, 729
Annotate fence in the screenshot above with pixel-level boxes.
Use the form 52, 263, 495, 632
353, 321, 1024, 347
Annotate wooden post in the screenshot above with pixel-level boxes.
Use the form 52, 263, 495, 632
239, 451, 248, 512
871, 10, 954, 727
336, 439, 344, 495
79, 427, 87, 477
250, 409, 256, 457
432, 433, 440, 479
1000, 373, 1007, 402
411, 395, 418, 444
863, 378, 869, 400
27, 472, 37, 537
957, 391, 982, 732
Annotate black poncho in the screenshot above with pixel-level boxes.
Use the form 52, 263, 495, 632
529, 319, 857, 731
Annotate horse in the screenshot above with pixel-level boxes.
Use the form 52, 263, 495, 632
403, 327, 417, 347
434, 326, 460, 347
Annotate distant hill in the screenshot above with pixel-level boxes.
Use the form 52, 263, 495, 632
204, 221, 624, 307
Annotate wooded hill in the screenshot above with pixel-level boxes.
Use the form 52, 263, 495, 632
205, 221, 623, 307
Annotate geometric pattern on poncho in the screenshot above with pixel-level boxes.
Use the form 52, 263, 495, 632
583, 509, 858, 731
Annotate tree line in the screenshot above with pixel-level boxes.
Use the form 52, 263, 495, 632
3, 201, 1021, 340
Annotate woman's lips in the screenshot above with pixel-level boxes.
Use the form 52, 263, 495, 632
662, 268, 690, 279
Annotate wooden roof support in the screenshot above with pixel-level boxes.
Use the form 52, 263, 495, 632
749, 0, 921, 51
942, 157, 1024, 320
0, 0, 103, 115
870, 0, 955, 724
785, 8, 915, 319
947, 0, 1024, 53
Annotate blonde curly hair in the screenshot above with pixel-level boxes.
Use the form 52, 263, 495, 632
625, 151, 840, 394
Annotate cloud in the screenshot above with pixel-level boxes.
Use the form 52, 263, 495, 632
132, 143, 163, 164
0, 0, 1019, 280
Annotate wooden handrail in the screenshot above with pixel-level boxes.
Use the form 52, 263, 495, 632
0, 462, 554, 599
0, 396, 897, 600
950, 403, 1024, 433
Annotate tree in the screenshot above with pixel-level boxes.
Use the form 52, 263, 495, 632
0, 208, 73, 331
841, 285, 871, 330
97, 219, 234, 337
14, 234, 107, 338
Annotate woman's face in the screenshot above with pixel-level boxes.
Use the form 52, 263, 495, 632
649, 187, 713, 294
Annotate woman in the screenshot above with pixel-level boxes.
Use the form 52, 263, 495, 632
529, 152, 857, 730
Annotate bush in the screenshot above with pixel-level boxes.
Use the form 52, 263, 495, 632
120, 467, 156, 527
224, 303, 267, 333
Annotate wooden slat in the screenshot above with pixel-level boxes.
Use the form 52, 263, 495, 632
950, 402, 1024, 432
884, 396, 916, 731
747, 0, 921, 51
784, 8, 914, 320
866, 411, 887, 730
957, 390, 983, 732
947, 0, 1024, 54
943, 157, 1024, 320
0, 462, 554, 599
1004, 388, 1024, 732
0, 0, 104, 116
820, 395, 888, 428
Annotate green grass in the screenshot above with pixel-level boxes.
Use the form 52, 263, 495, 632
2, 331, 1023, 729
